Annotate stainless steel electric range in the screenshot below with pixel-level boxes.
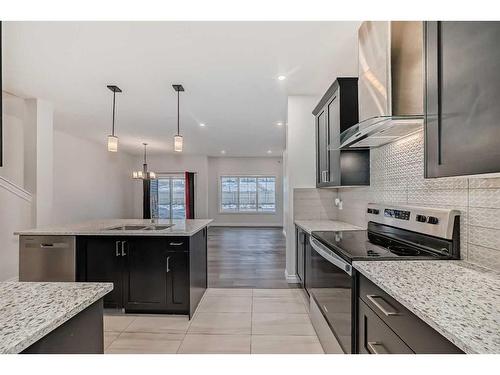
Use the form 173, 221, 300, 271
307, 203, 461, 354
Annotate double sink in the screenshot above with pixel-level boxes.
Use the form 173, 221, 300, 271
105, 224, 174, 231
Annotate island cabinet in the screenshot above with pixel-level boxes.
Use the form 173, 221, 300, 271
123, 237, 189, 313
357, 274, 463, 354
81, 237, 125, 308
76, 228, 207, 317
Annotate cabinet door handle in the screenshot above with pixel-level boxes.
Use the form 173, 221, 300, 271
115, 241, 120, 257
322, 170, 329, 182
367, 342, 389, 354
169, 242, 184, 246
366, 295, 398, 316
121, 241, 127, 256
166, 256, 171, 272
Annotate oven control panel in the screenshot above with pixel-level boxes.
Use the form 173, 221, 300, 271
366, 203, 460, 240
384, 208, 410, 220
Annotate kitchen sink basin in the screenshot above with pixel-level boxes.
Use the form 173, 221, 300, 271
143, 225, 174, 230
104, 224, 174, 231
106, 225, 148, 230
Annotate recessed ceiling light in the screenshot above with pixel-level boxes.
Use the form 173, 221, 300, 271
267, 150, 272, 154
221, 150, 226, 154
199, 123, 206, 127
276, 122, 283, 126
277, 75, 286, 81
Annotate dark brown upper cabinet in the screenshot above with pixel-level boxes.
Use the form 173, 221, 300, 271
425, 21, 500, 178
313, 78, 370, 187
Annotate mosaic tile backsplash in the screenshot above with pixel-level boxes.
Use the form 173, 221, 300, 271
338, 131, 500, 272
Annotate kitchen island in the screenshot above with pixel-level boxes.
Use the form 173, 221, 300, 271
16, 219, 212, 318
0, 281, 112, 354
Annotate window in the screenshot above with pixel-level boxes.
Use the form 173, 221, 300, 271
220, 176, 276, 213
152, 176, 186, 219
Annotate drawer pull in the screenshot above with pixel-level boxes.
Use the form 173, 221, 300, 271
367, 341, 389, 354
366, 295, 398, 316
169, 242, 184, 246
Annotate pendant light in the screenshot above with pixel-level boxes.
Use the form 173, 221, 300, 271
132, 143, 156, 180
107, 85, 122, 152
172, 84, 184, 152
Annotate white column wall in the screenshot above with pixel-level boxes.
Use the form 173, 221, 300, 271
24, 98, 54, 226
284, 95, 319, 281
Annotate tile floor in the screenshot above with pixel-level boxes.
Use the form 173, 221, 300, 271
104, 288, 324, 354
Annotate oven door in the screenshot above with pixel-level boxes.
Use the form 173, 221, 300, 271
308, 236, 354, 353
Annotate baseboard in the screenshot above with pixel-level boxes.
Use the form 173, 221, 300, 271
284, 270, 300, 283
209, 222, 283, 228
4, 275, 19, 282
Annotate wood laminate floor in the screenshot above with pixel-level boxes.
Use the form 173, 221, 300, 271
207, 226, 296, 289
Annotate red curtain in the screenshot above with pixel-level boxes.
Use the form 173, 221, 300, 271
185, 172, 195, 219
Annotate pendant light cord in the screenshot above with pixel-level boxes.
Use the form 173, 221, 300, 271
143, 143, 147, 164
112, 91, 116, 136
177, 90, 180, 135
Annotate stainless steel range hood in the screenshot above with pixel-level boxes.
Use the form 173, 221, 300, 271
340, 21, 424, 149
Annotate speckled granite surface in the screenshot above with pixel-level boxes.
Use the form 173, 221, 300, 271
353, 260, 500, 354
14, 219, 213, 237
295, 220, 363, 234
0, 282, 112, 354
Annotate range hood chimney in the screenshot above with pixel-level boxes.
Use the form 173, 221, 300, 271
340, 21, 424, 149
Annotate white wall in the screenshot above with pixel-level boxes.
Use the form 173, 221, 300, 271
1, 94, 25, 186
207, 156, 283, 226
131, 154, 209, 219
0, 92, 141, 280
0, 93, 33, 281
25, 99, 54, 226
52, 130, 137, 224
284, 95, 319, 280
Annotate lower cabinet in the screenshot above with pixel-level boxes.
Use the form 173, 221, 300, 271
83, 237, 125, 308
78, 231, 206, 316
165, 250, 190, 313
122, 237, 188, 313
357, 274, 463, 354
295, 226, 306, 288
358, 300, 413, 354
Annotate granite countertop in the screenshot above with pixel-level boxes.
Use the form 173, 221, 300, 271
0, 282, 113, 354
15, 219, 213, 237
294, 220, 363, 234
353, 260, 500, 354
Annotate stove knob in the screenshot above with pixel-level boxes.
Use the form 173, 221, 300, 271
372, 209, 380, 215
416, 214, 427, 223
427, 216, 439, 225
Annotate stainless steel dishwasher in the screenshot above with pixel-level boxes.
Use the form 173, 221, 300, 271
19, 236, 76, 281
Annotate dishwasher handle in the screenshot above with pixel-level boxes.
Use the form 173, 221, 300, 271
309, 237, 352, 275
39, 243, 70, 249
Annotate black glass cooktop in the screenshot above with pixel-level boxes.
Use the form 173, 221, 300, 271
311, 229, 446, 263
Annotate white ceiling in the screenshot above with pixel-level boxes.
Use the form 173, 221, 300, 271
3, 21, 361, 156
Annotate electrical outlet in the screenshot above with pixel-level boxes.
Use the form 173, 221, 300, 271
335, 198, 343, 210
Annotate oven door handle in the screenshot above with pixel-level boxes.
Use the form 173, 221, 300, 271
309, 237, 352, 276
